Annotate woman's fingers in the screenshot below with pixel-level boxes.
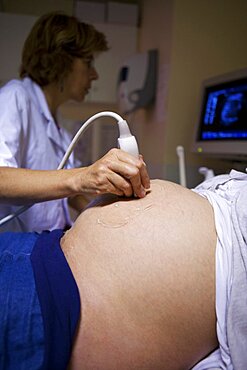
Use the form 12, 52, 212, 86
137, 155, 150, 191
80, 148, 150, 198
118, 150, 150, 197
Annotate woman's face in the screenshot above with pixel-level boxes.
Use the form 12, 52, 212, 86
63, 56, 99, 102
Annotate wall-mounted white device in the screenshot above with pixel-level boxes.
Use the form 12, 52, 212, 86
117, 49, 158, 114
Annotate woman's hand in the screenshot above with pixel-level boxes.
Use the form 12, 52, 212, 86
78, 148, 150, 198
0, 151, 149, 206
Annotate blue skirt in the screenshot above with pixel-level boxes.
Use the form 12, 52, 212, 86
0, 230, 80, 370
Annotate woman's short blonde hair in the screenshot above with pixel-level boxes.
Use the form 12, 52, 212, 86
20, 12, 109, 86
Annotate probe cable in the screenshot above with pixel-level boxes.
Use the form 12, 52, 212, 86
0, 111, 137, 227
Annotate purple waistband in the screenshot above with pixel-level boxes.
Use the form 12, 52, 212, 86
31, 229, 80, 370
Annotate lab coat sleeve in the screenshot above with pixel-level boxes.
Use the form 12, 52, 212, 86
0, 83, 30, 167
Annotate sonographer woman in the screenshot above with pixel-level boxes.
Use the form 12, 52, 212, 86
0, 12, 150, 233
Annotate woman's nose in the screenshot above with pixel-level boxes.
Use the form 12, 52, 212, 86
90, 67, 99, 81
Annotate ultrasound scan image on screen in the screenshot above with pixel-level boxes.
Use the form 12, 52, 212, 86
199, 79, 247, 140
192, 69, 247, 160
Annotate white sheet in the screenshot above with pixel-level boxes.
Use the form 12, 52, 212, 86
191, 169, 247, 369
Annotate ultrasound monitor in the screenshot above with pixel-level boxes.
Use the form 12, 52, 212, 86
192, 68, 247, 160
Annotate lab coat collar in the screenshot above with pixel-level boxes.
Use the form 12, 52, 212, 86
23, 77, 65, 151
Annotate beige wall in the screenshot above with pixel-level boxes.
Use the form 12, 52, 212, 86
121, 0, 173, 179
142, 0, 247, 186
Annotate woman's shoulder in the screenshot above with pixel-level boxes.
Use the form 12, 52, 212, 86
0, 78, 31, 99
0, 78, 32, 109
1, 78, 26, 92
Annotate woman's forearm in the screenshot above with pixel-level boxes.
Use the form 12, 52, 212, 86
0, 149, 150, 206
0, 167, 84, 205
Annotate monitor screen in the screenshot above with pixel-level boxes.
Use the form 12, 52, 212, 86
192, 68, 247, 160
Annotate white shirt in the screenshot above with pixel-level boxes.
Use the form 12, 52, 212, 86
0, 77, 76, 232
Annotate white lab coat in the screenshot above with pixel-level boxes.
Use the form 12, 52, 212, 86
0, 77, 76, 232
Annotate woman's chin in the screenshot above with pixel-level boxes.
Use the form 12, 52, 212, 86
72, 95, 86, 103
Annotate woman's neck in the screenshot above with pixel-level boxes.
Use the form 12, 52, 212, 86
42, 83, 65, 119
